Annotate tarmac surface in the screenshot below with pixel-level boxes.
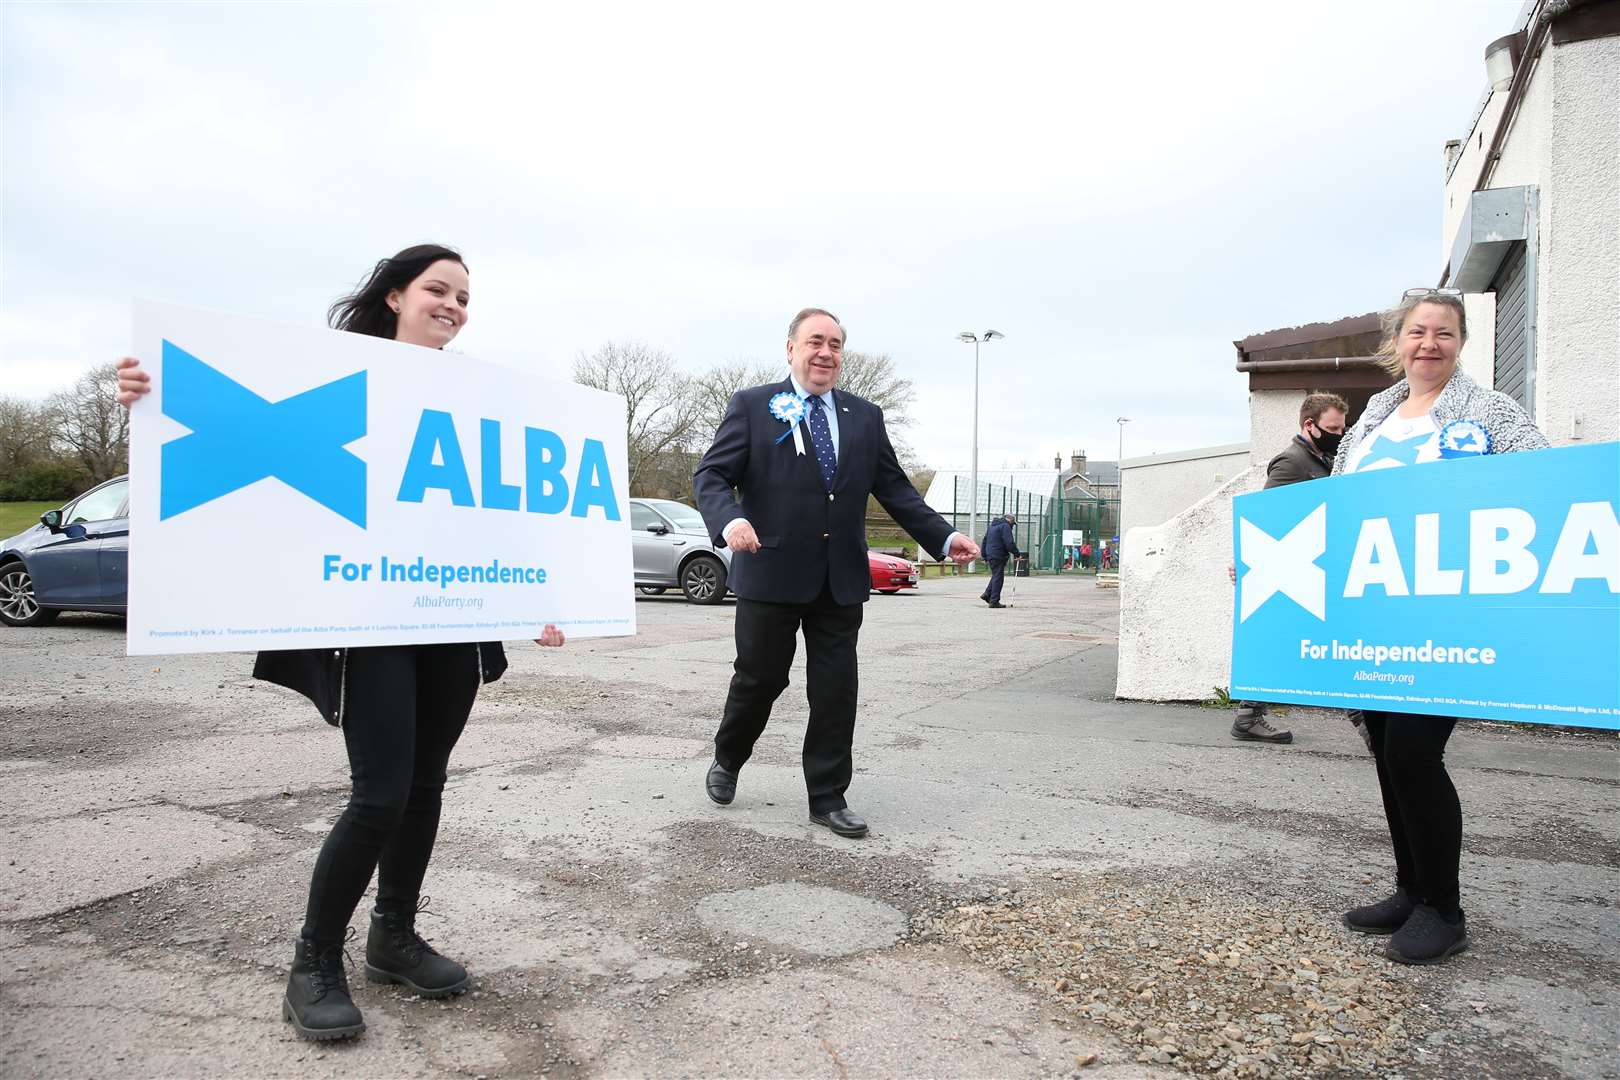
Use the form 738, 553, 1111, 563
0, 574, 1615, 1079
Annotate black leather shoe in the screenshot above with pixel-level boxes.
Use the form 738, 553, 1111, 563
987, 601, 1005, 609
706, 759, 738, 805
809, 808, 869, 838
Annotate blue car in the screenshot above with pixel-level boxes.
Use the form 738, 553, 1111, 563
0, 475, 129, 627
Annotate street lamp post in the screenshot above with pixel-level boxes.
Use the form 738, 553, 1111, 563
957, 330, 1003, 573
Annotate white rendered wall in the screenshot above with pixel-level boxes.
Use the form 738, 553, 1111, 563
1117, 467, 1262, 701
1537, 35, 1619, 444
1248, 391, 1304, 468
1119, 446, 1251, 539
1459, 292, 1497, 387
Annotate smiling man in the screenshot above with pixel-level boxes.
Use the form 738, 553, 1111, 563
692, 308, 979, 837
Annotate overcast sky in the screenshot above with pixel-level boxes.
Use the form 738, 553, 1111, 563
2, 1, 1523, 470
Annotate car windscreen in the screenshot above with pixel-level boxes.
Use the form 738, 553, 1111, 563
650, 501, 706, 532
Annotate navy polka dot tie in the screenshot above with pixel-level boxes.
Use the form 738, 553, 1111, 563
807, 394, 837, 491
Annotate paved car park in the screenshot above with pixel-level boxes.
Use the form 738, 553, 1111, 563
1, 575, 1615, 1078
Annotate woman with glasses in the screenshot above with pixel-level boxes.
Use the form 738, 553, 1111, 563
115, 244, 567, 1041
1331, 287, 1547, 964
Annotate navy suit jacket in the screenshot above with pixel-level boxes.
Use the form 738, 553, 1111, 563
983, 517, 1022, 561
693, 380, 953, 606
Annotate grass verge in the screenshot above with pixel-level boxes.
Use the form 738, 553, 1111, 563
0, 502, 55, 539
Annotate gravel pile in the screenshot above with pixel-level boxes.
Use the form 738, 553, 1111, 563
919, 877, 1429, 1078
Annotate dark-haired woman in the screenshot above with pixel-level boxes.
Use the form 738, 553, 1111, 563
117, 244, 567, 1040
1331, 288, 1547, 965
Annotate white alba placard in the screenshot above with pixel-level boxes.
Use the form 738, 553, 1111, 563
127, 300, 634, 654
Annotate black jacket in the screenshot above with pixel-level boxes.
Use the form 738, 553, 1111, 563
253, 642, 508, 726
693, 380, 953, 607
1264, 436, 1331, 490
982, 517, 1022, 561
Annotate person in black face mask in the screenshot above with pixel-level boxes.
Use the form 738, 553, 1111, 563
1229, 391, 1348, 744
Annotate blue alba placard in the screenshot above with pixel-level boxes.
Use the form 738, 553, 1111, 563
1231, 443, 1619, 730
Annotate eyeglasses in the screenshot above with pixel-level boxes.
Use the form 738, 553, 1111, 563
1403, 287, 1464, 301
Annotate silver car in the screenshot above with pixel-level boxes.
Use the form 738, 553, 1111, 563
630, 498, 732, 605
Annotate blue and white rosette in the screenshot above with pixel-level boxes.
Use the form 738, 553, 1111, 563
769, 391, 807, 455
1438, 419, 1492, 459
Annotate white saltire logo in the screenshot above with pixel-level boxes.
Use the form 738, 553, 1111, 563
1239, 503, 1327, 622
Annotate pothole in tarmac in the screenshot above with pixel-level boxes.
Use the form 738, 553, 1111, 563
696, 882, 907, 956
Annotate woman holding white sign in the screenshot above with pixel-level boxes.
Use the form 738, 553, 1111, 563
117, 244, 567, 1042
1330, 288, 1547, 965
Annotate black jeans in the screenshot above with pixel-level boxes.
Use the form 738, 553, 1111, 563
1363, 711, 1462, 916
714, 583, 864, 814
984, 557, 1008, 603
301, 643, 480, 945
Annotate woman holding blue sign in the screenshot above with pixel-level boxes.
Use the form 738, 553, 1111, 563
117, 244, 567, 1042
1331, 288, 1547, 965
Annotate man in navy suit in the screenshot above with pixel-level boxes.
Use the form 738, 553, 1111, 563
693, 308, 980, 837
979, 512, 1023, 608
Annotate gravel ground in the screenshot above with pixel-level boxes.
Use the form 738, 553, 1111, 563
922, 874, 1427, 1078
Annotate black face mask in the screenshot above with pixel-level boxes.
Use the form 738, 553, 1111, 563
1308, 424, 1343, 457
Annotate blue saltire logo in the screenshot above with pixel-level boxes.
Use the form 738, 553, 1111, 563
1238, 503, 1326, 621
1358, 432, 1431, 468
160, 341, 368, 527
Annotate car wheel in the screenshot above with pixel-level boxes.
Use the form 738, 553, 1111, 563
637, 586, 667, 595
0, 562, 58, 627
680, 555, 728, 605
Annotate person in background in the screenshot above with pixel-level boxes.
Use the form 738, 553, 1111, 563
1332, 287, 1547, 965
980, 511, 1024, 608
1230, 391, 1349, 745
117, 244, 568, 1041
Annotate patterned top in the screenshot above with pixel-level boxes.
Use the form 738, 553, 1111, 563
1331, 367, 1549, 477
1344, 411, 1440, 473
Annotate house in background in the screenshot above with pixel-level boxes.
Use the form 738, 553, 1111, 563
1117, 0, 1619, 702
1057, 450, 1119, 503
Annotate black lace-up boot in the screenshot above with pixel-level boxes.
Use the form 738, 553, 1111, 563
365, 900, 469, 998
282, 936, 365, 1041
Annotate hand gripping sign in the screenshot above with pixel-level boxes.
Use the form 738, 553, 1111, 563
128, 301, 634, 654
1231, 443, 1619, 730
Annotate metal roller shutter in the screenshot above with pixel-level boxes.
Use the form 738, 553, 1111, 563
1492, 242, 1529, 408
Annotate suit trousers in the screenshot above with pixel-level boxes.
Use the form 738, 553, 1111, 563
1363, 711, 1462, 916
714, 582, 864, 814
301, 643, 479, 945
983, 557, 1009, 603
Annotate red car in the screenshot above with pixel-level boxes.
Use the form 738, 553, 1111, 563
868, 551, 919, 594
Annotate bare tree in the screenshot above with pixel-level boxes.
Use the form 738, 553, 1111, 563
573, 342, 699, 497
690, 358, 779, 441
0, 396, 49, 476
836, 350, 915, 428
46, 364, 128, 483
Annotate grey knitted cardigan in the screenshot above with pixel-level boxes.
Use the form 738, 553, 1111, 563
1331, 368, 1550, 477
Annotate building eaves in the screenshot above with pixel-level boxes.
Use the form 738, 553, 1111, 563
1233, 312, 1383, 366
